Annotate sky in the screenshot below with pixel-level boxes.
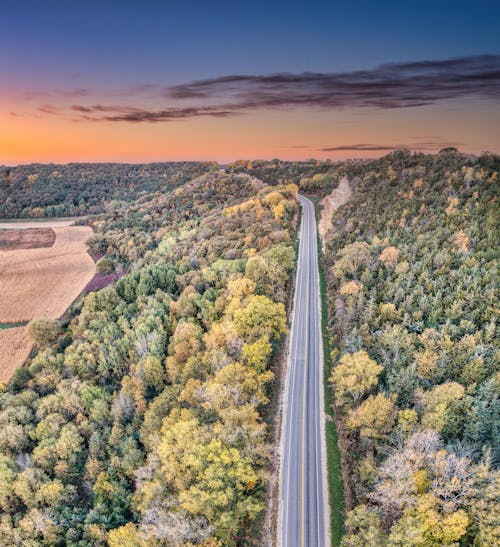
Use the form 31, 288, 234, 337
1, 0, 500, 164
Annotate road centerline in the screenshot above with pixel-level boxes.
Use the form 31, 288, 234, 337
279, 196, 329, 547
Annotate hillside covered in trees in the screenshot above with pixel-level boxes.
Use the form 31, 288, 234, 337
314, 151, 499, 546
222, 150, 499, 545
0, 163, 213, 218
0, 169, 298, 545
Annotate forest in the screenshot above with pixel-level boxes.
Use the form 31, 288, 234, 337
314, 150, 499, 546
0, 162, 213, 218
0, 168, 298, 545
0, 150, 498, 545
227, 150, 499, 545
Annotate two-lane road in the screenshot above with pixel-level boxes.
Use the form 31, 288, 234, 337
279, 195, 329, 546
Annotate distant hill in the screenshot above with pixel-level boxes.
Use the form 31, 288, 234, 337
0, 162, 214, 218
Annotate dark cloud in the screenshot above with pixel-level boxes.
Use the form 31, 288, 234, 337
71, 103, 239, 122
53, 87, 91, 98
321, 144, 400, 152
167, 55, 500, 110
67, 55, 500, 122
38, 104, 58, 115
71, 105, 93, 113
319, 140, 460, 152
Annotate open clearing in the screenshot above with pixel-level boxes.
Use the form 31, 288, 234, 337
0, 222, 95, 382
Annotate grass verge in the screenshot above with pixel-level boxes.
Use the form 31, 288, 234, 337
310, 196, 345, 546
0, 321, 28, 330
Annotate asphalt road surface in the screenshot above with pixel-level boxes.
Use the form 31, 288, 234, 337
279, 195, 329, 546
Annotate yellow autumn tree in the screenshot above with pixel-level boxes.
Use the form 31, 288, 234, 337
273, 202, 285, 220
178, 438, 264, 543
379, 246, 400, 266
339, 280, 363, 296
414, 349, 439, 381
108, 523, 144, 547
241, 336, 273, 372
330, 351, 382, 406
233, 295, 287, 342
154, 409, 264, 544
263, 191, 284, 207
420, 382, 465, 432
333, 242, 371, 278
347, 393, 396, 439
388, 494, 469, 546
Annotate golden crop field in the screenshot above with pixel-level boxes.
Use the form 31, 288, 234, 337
0, 326, 32, 383
0, 223, 95, 381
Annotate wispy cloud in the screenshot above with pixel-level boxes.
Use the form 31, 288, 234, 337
34, 54, 500, 123
319, 140, 460, 152
52, 88, 91, 98
70, 103, 239, 122
320, 144, 401, 152
22, 88, 91, 100
38, 104, 59, 115
167, 54, 500, 109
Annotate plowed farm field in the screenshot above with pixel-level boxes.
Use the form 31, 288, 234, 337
0, 222, 95, 382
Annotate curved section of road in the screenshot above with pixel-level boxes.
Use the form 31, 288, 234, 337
279, 195, 329, 547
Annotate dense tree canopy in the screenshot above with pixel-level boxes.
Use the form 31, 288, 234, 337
0, 162, 213, 218
317, 150, 499, 545
1, 151, 497, 545
0, 170, 297, 545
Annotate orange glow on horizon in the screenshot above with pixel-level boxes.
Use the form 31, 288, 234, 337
2, 100, 499, 165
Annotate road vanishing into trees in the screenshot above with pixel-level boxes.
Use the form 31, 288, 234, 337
279, 195, 329, 546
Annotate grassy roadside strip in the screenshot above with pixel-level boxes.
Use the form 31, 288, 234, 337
310, 196, 345, 546
294, 204, 302, 266
0, 321, 28, 330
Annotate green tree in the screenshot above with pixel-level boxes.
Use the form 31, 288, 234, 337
342, 505, 387, 547
27, 319, 60, 346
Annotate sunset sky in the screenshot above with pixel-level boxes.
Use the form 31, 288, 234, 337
2, 0, 500, 164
